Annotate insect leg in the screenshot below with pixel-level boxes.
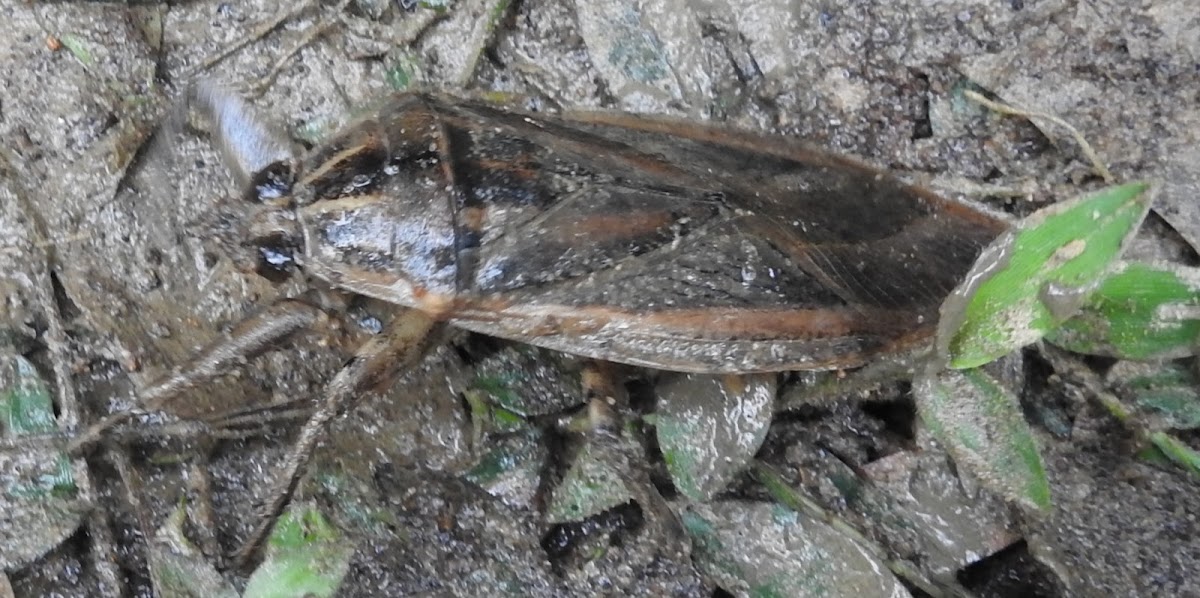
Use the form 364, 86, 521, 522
233, 309, 443, 569
68, 297, 329, 456
580, 363, 688, 559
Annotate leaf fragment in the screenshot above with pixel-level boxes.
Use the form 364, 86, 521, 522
464, 431, 546, 508
58, 34, 94, 66
656, 374, 775, 502
914, 367, 1051, 512
683, 501, 912, 598
0, 352, 87, 571
547, 439, 632, 524
147, 503, 238, 598
243, 504, 354, 598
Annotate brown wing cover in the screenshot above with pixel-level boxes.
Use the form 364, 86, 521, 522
294, 93, 1009, 373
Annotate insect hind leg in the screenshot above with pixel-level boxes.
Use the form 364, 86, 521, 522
232, 308, 443, 569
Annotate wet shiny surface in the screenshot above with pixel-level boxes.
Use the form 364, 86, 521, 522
289, 94, 1008, 371
3, 1, 1197, 596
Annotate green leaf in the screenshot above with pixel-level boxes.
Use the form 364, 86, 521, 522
487, 0, 511, 29
1147, 432, 1200, 479
2, 353, 57, 436
58, 34, 94, 66
243, 504, 353, 598
385, 61, 412, 91
464, 431, 546, 507
914, 368, 1051, 512
464, 389, 528, 449
1107, 361, 1200, 430
1, 353, 76, 499
682, 502, 912, 598
546, 440, 632, 523
938, 182, 1153, 369
468, 346, 585, 417
656, 374, 775, 502
0, 352, 87, 570
1047, 261, 1200, 360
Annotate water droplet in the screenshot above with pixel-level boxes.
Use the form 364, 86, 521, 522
1039, 281, 1095, 321
740, 240, 761, 284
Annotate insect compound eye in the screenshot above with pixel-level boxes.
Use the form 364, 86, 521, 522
246, 206, 302, 283
246, 161, 294, 203
254, 237, 296, 283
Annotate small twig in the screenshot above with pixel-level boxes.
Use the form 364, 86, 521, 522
205, 403, 313, 431
66, 400, 314, 450
963, 89, 1114, 184
0, 233, 91, 256
171, 395, 311, 430
68, 299, 326, 456
240, 0, 354, 99
102, 419, 226, 447
184, 0, 317, 79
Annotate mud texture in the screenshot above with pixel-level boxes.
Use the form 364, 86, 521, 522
1, 1, 1197, 596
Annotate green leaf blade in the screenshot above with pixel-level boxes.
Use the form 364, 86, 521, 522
1148, 431, 1200, 478
915, 368, 1051, 512
243, 504, 354, 598
940, 182, 1153, 369
1048, 261, 1200, 360
683, 502, 912, 598
0, 352, 87, 570
2, 354, 57, 436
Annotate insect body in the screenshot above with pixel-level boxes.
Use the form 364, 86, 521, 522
78, 89, 1010, 564
258, 92, 1007, 373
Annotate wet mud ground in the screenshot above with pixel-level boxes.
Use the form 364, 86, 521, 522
1, 0, 1198, 596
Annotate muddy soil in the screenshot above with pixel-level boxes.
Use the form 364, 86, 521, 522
1, 0, 1197, 596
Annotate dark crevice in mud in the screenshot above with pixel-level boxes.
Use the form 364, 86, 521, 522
958, 540, 1064, 597
451, 333, 510, 366
860, 394, 918, 446
540, 502, 644, 565
49, 270, 82, 322
1019, 348, 1078, 439
908, 70, 933, 141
